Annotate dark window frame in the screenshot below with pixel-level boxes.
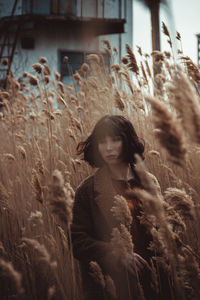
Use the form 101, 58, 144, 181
21, 36, 35, 49
58, 49, 110, 80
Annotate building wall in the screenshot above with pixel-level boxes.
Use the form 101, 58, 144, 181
0, 0, 127, 19
0, 0, 133, 82
0, 0, 22, 17
78, 0, 120, 19
99, 0, 133, 60
0, 0, 75, 17
12, 24, 99, 80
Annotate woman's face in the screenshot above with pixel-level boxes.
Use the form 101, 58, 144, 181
98, 135, 123, 166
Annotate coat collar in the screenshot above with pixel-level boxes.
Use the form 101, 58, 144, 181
93, 166, 119, 231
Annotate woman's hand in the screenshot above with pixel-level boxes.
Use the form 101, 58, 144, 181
125, 253, 150, 277
103, 249, 150, 278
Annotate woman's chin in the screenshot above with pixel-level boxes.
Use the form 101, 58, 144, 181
106, 158, 121, 166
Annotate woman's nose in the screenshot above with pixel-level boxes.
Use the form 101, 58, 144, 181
106, 141, 112, 150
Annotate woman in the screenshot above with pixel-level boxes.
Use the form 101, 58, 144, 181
71, 115, 161, 300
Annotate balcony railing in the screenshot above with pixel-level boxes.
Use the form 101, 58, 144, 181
0, 0, 127, 20
76, 0, 127, 20
0, 0, 127, 36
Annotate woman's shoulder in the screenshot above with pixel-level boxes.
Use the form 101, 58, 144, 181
76, 174, 95, 195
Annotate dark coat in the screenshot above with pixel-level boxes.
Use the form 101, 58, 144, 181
71, 166, 161, 300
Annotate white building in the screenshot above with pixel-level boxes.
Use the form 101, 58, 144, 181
197, 33, 200, 65
0, 0, 133, 86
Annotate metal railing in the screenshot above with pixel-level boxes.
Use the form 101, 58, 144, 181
1, 0, 127, 21
78, 0, 127, 19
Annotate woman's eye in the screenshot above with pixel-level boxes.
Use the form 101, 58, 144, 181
112, 136, 121, 142
98, 139, 106, 144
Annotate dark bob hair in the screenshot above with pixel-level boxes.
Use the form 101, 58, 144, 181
77, 115, 145, 168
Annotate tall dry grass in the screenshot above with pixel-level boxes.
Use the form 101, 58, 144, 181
0, 25, 200, 299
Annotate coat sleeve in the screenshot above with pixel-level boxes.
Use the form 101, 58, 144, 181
71, 179, 111, 268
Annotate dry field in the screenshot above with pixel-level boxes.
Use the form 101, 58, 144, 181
0, 27, 200, 299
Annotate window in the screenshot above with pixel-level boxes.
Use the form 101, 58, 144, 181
59, 50, 110, 84
51, 0, 77, 15
60, 51, 84, 78
21, 37, 35, 49
22, 0, 50, 14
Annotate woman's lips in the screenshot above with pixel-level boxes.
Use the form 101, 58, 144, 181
105, 155, 117, 159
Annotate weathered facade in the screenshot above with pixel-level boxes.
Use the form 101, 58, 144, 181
197, 33, 200, 65
0, 0, 133, 85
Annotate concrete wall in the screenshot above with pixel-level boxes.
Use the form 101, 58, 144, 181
0, 0, 133, 82
0, 0, 75, 17
99, 0, 133, 60
12, 24, 99, 79
0, 0, 22, 17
